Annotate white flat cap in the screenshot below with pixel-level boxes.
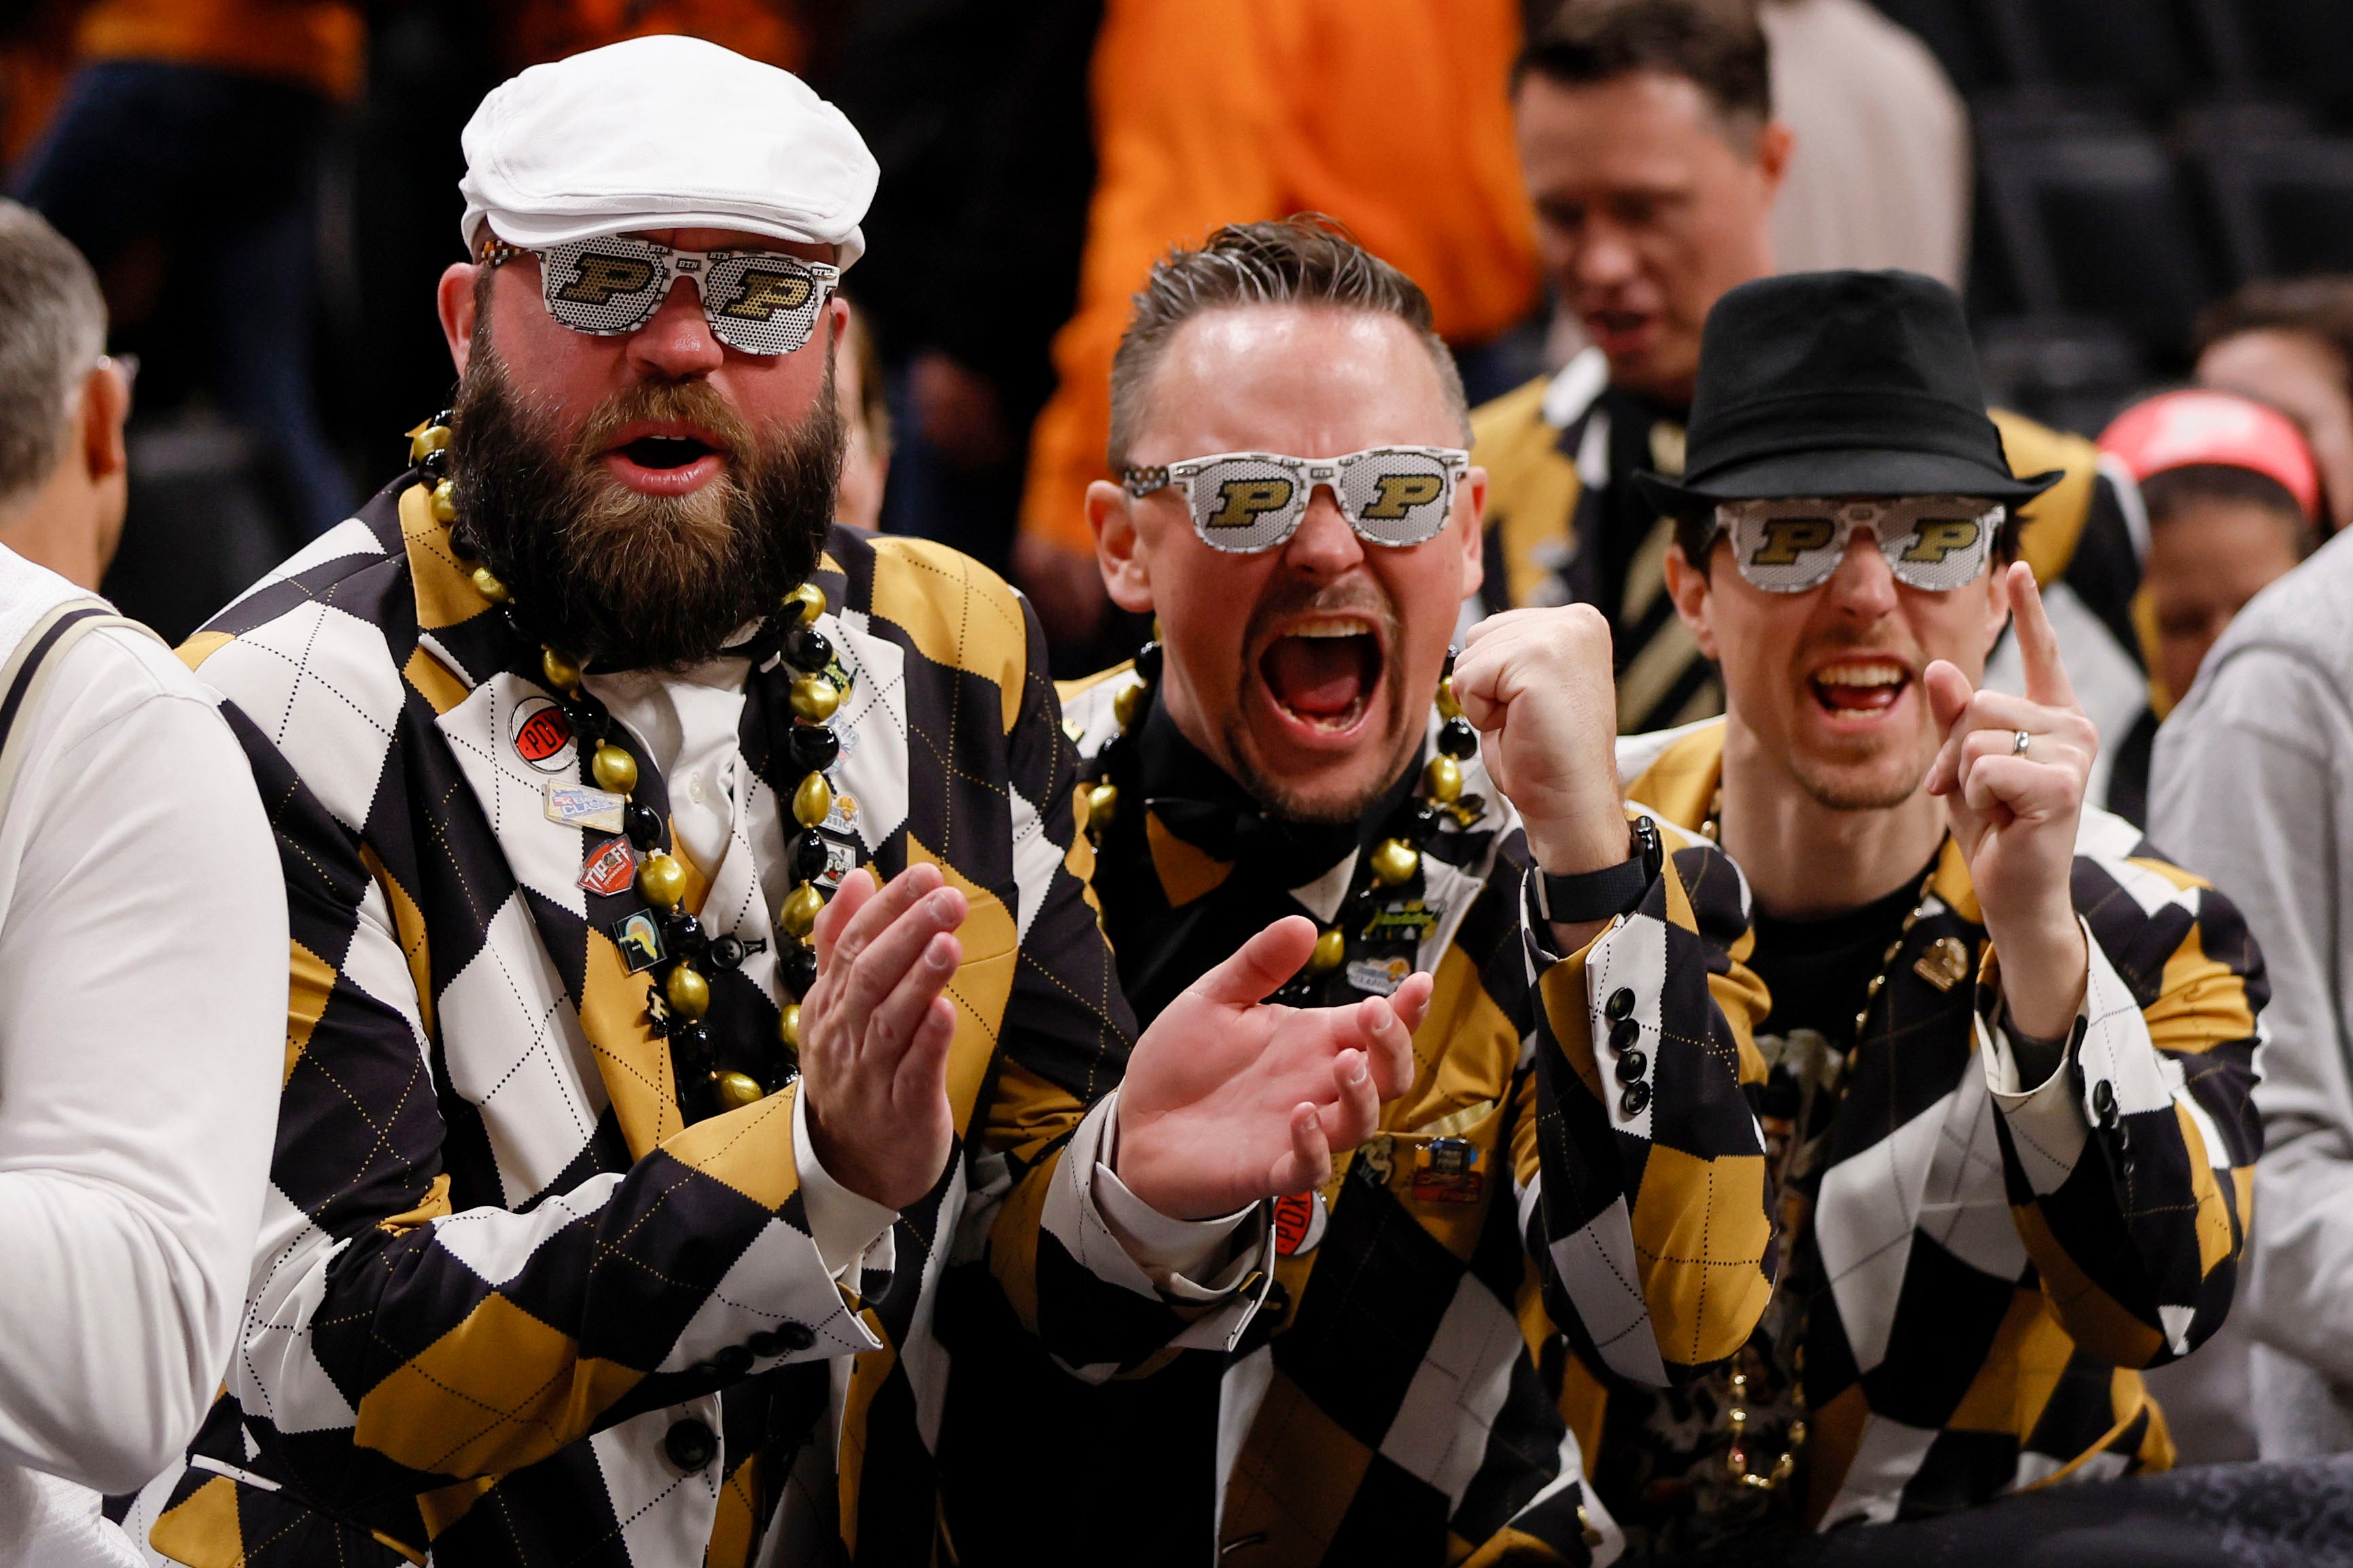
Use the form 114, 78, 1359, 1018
458, 35, 879, 267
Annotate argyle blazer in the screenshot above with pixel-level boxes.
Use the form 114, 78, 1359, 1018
133, 478, 1239, 1568
967, 670, 1780, 1567
1606, 719, 2266, 1529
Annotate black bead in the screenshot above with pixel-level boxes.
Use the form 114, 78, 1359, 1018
666, 912, 705, 953
664, 1419, 718, 1472
669, 1020, 711, 1061
712, 1344, 754, 1378
1608, 1017, 1641, 1055
419, 446, 449, 480
1438, 717, 1479, 760
1605, 987, 1637, 1022
431, 408, 456, 429
787, 626, 834, 673
781, 942, 819, 997
794, 829, 831, 883
625, 804, 665, 851
788, 723, 840, 773
1134, 641, 1163, 682
1441, 646, 1457, 679
1619, 1081, 1651, 1116
565, 705, 609, 741
707, 935, 746, 970
1614, 1049, 1648, 1084
1400, 803, 1443, 843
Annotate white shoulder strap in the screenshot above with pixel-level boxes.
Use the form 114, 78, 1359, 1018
0, 596, 166, 823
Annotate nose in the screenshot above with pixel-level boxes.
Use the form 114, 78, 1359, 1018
1822, 532, 1900, 618
1575, 215, 1640, 291
625, 277, 725, 379
1279, 484, 1364, 580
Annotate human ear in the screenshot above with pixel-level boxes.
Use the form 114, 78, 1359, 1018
1090, 480, 1155, 614
1663, 541, 1720, 661
1454, 466, 1489, 604
1981, 556, 2017, 658
438, 262, 482, 376
82, 360, 129, 483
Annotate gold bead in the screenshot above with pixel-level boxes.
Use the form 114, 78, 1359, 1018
1309, 925, 1346, 974
1369, 837, 1420, 887
637, 852, 686, 909
1085, 781, 1119, 832
541, 646, 582, 694
1112, 677, 1146, 732
790, 673, 841, 722
470, 565, 510, 605
1423, 753, 1464, 804
793, 770, 833, 830
1436, 676, 1462, 720
431, 478, 459, 524
665, 964, 710, 1019
778, 880, 824, 938
713, 1069, 764, 1111
591, 743, 638, 796
410, 424, 452, 463
779, 1002, 801, 1050
785, 581, 827, 624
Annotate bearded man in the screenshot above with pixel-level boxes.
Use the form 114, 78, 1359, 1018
130, 40, 1432, 1568
1602, 269, 2265, 1550
937, 218, 1776, 1568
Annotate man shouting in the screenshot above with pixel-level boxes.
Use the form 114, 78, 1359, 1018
1609, 270, 2265, 1549
133, 41, 1427, 1568
940, 218, 1776, 1567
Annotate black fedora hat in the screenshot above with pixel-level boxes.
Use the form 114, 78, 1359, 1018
1633, 270, 2061, 509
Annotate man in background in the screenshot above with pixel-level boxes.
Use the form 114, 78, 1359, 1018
1476, 0, 2147, 800
0, 198, 283, 1566
2195, 276, 2353, 539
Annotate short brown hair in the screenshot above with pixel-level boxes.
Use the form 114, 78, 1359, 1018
1517, 0, 1772, 137
1105, 215, 1468, 473
2193, 275, 2353, 370
0, 200, 105, 507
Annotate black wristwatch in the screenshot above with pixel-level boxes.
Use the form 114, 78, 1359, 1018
1533, 815, 1663, 924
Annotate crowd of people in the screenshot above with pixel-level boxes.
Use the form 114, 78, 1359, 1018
3, 2, 2353, 1567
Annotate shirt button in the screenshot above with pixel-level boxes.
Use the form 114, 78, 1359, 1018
1618, 1080, 1652, 1117
664, 1417, 718, 1472
687, 776, 706, 804
1605, 987, 1637, 1022
712, 1344, 754, 1378
1608, 1018, 1641, 1055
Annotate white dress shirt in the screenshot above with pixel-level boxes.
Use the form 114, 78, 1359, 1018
0, 554, 284, 1535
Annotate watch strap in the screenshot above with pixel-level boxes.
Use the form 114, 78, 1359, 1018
1533, 815, 1663, 924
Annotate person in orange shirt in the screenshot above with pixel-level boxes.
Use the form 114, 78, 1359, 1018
10, 0, 362, 539
1010, 0, 1543, 659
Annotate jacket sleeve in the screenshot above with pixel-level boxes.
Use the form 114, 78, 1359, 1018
216, 704, 882, 1537
976, 596, 1271, 1379
1517, 817, 1776, 1387
1979, 821, 2268, 1369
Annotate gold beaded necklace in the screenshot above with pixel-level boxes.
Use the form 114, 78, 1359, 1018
1082, 643, 1482, 1001
410, 413, 845, 1120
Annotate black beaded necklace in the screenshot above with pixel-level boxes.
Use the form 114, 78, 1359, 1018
409, 412, 844, 1121
1081, 641, 1482, 1003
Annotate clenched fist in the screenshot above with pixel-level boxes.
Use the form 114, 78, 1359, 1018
1453, 605, 1631, 877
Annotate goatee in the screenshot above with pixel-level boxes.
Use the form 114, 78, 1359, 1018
448, 347, 843, 670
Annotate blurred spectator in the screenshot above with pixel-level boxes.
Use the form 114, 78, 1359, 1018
834, 298, 888, 533
489, 0, 807, 73
1008, 0, 1542, 660
2151, 510, 2353, 1461
7, 0, 361, 539
1475, 0, 2148, 782
1762, 0, 1968, 288
2195, 277, 2353, 539
0, 196, 283, 1568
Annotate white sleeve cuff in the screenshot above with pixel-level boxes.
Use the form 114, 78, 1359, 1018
1090, 1092, 1258, 1293
792, 1084, 899, 1281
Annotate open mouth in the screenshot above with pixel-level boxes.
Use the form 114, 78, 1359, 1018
618, 434, 718, 469
1583, 308, 1657, 351
1807, 657, 1911, 717
1259, 615, 1384, 735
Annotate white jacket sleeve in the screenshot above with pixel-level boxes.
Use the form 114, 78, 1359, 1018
0, 630, 284, 1493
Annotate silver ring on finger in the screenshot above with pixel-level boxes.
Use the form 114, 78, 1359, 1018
2012, 728, 2033, 757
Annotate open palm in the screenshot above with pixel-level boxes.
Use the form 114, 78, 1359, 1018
1114, 916, 1432, 1220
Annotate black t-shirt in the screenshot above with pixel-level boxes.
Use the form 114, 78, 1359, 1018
1748, 859, 1939, 1044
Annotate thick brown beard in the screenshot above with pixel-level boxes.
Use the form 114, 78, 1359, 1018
1226, 577, 1414, 825
448, 344, 843, 670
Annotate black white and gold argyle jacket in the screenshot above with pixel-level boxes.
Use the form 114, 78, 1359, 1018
1470, 355, 2149, 793
133, 477, 1238, 1568
1603, 718, 2266, 1529
938, 669, 1776, 1567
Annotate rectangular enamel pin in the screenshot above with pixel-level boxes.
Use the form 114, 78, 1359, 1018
546, 783, 626, 834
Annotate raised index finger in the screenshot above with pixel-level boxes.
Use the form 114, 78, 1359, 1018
2007, 561, 2076, 710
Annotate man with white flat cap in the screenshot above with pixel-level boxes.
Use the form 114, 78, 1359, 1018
132, 36, 1429, 1568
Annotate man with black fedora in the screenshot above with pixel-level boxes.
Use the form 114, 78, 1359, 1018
1549, 268, 2268, 1550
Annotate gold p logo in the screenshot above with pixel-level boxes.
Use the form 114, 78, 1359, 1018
1750, 516, 1837, 565
1900, 518, 1982, 564
556, 253, 658, 305
1206, 477, 1296, 531
1362, 472, 1444, 520
721, 269, 815, 321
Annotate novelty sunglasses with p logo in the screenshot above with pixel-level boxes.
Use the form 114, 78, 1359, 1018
1123, 446, 1471, 553
479, 234, 841, 357
1710, 495, 2006, 592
